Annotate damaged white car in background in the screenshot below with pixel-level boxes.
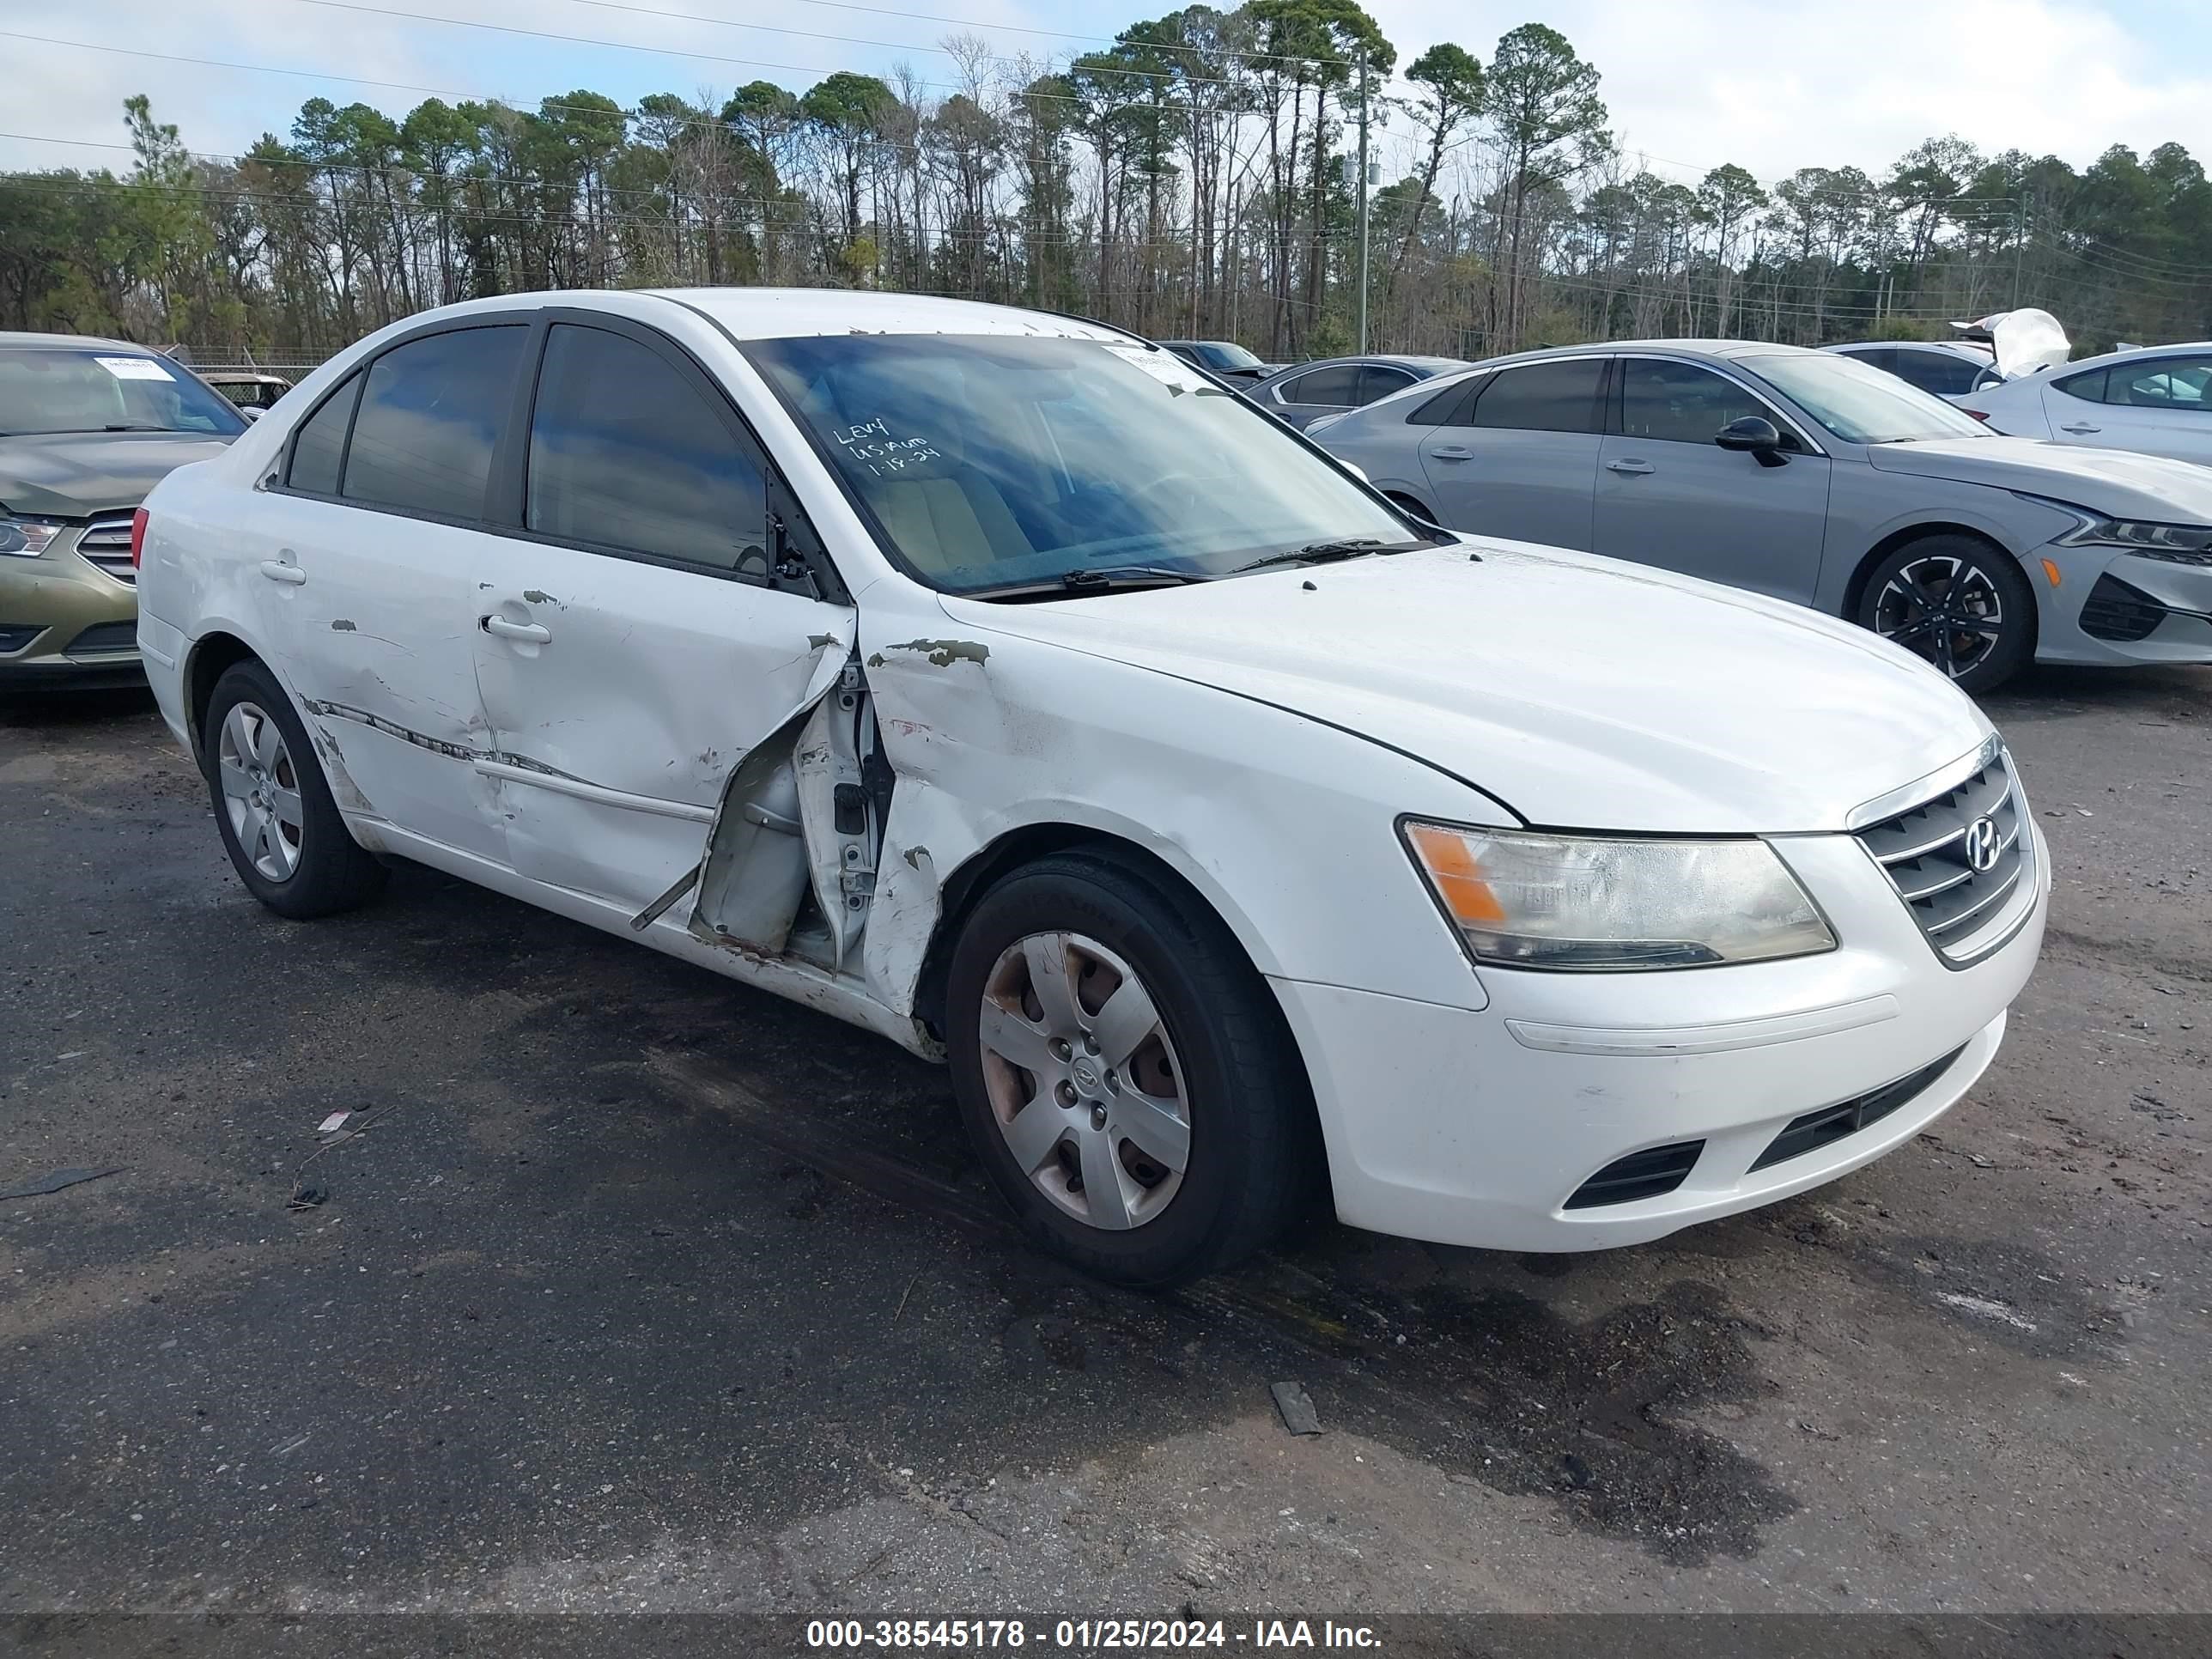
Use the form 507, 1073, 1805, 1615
135, 289, 2048, 1285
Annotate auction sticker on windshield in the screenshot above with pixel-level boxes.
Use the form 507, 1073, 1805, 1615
94, 356, 175, 380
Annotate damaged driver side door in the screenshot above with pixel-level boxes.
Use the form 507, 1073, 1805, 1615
465, 314, 853, 913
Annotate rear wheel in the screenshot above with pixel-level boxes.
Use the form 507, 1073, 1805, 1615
945, 851, 1319, 1287
1856, 535, 2035, 695
203, 659, 386, 918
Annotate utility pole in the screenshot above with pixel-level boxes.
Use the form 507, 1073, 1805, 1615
2012, 192, 2028, 309
1356, 48, 1371, 354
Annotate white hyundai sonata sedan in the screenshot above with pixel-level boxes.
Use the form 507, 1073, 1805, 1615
133, 289, 2048, 1285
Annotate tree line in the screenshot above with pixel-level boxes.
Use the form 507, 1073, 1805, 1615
2, 5, 2208, 366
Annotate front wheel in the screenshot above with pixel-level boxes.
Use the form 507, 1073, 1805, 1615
202, 659, 387, 919
1856, 536, 2036, 695
945, 851, 1320, 1287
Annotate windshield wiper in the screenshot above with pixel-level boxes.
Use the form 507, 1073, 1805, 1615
103, 423, 183, 433
1231, 538, 1395, 574
972, 565, 1211, 601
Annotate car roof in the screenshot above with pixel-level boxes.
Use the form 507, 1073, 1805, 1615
641, 288, 1127, 344
2043, 340, 2212, 374
0, 331, 147, 352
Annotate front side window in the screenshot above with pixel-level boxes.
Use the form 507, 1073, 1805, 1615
526, 325, 769, 572
1282, 364, 1362, 407
342, 325, 526, 520
2112, 356, 2212, 410
744, 333, 1419, 592
286, 371, 362, 495
0, 348, 247, 437
1463, 359, 1605, 434
1356, 366, 1417, 404
1618, 359, 1776, 445
1740, 351, 1988, 444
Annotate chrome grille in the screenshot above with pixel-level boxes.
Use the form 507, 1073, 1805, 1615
1857, 744, 2031, 963
76, 512, 136, 584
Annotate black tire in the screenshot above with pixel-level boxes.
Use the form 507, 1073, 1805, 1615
945, 849, 1321, 1288
202, 658, 387, 919
1856, 534, 2036, 696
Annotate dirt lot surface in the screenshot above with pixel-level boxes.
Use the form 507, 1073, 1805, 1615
2, 667, 2205, 1618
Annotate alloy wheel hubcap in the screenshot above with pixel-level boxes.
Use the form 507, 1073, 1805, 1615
976, 931, 1189, 1231
216, 702, 304, 882
1875, 555, 2005, 679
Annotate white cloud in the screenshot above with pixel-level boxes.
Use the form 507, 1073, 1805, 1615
1355, 0, 2212, 186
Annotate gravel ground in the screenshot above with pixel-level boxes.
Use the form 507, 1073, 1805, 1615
0, 665, 2205, 1619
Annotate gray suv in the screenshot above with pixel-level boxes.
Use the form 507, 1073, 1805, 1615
1309, 341, 2212, 692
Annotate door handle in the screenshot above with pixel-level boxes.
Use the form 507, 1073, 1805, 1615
258, 559, 307, 586
2060, 422, 2102, 434
1606, 459, 1656, 475
482, 616, 551, 644
1429, 445, 1475, 461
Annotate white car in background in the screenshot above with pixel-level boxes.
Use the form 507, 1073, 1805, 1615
134, 289, 2045, 1285
1971, 342, 2212, 465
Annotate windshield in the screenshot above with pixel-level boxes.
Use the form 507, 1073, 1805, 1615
1200, 342, 1265, 371
1741, 351, 1989, 444
0, 349, 248, 437
744, 333, 1419, 593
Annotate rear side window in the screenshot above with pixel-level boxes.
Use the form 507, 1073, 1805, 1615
1407, 378, 1480, 424
1282, 364, 1361, 406
1892, 350, 1984, 397
1839, 347, 1895, 374
1465, 359, 1605, 434
286, 372, 360, 495
2054, 368, 2109, 404
526, 324, 770, 573
1618, 359, 1773, 444
2111, 356, 2212, 410
342, 325, 526, 520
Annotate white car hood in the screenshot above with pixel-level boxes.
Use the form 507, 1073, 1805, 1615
1868, 435, 2212, 520
940, 542, 1990, 834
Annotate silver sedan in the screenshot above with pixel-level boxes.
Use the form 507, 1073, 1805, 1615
1307, 341, 2212, 692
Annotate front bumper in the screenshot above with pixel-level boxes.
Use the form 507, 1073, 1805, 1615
1271, 823, 2048, 1253
0, 528, 142, 689
2030, 541, 2212, 665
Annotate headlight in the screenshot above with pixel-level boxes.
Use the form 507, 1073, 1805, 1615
1402, 822, 1837, 971
2050, 511, 2212, 566
0, 514, 66, 557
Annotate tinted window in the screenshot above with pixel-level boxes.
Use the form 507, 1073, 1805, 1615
1357, 365, 1417, 404
342, 325, 525, 520
1407, 378, 1479, 424
287, 373, 360, 495
1465, 360, 1604, 433
1892, 349, 1985, 397
526, 325, 769, 572
1619, 359, 1772, 444
2053, 367, 2108, 404
1283, 365, 1362, 406
2111, 356, 2212, 410
1199, 342, 1265, 371
1839, 347, 1895, 374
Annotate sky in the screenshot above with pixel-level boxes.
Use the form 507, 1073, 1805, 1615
3, 0, 2210, 194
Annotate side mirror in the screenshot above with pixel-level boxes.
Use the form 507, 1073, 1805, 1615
241, 407, 263, 423
1715, 415, 1787, 466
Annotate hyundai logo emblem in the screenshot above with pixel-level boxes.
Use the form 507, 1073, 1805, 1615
1964, 816, 2001, 873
